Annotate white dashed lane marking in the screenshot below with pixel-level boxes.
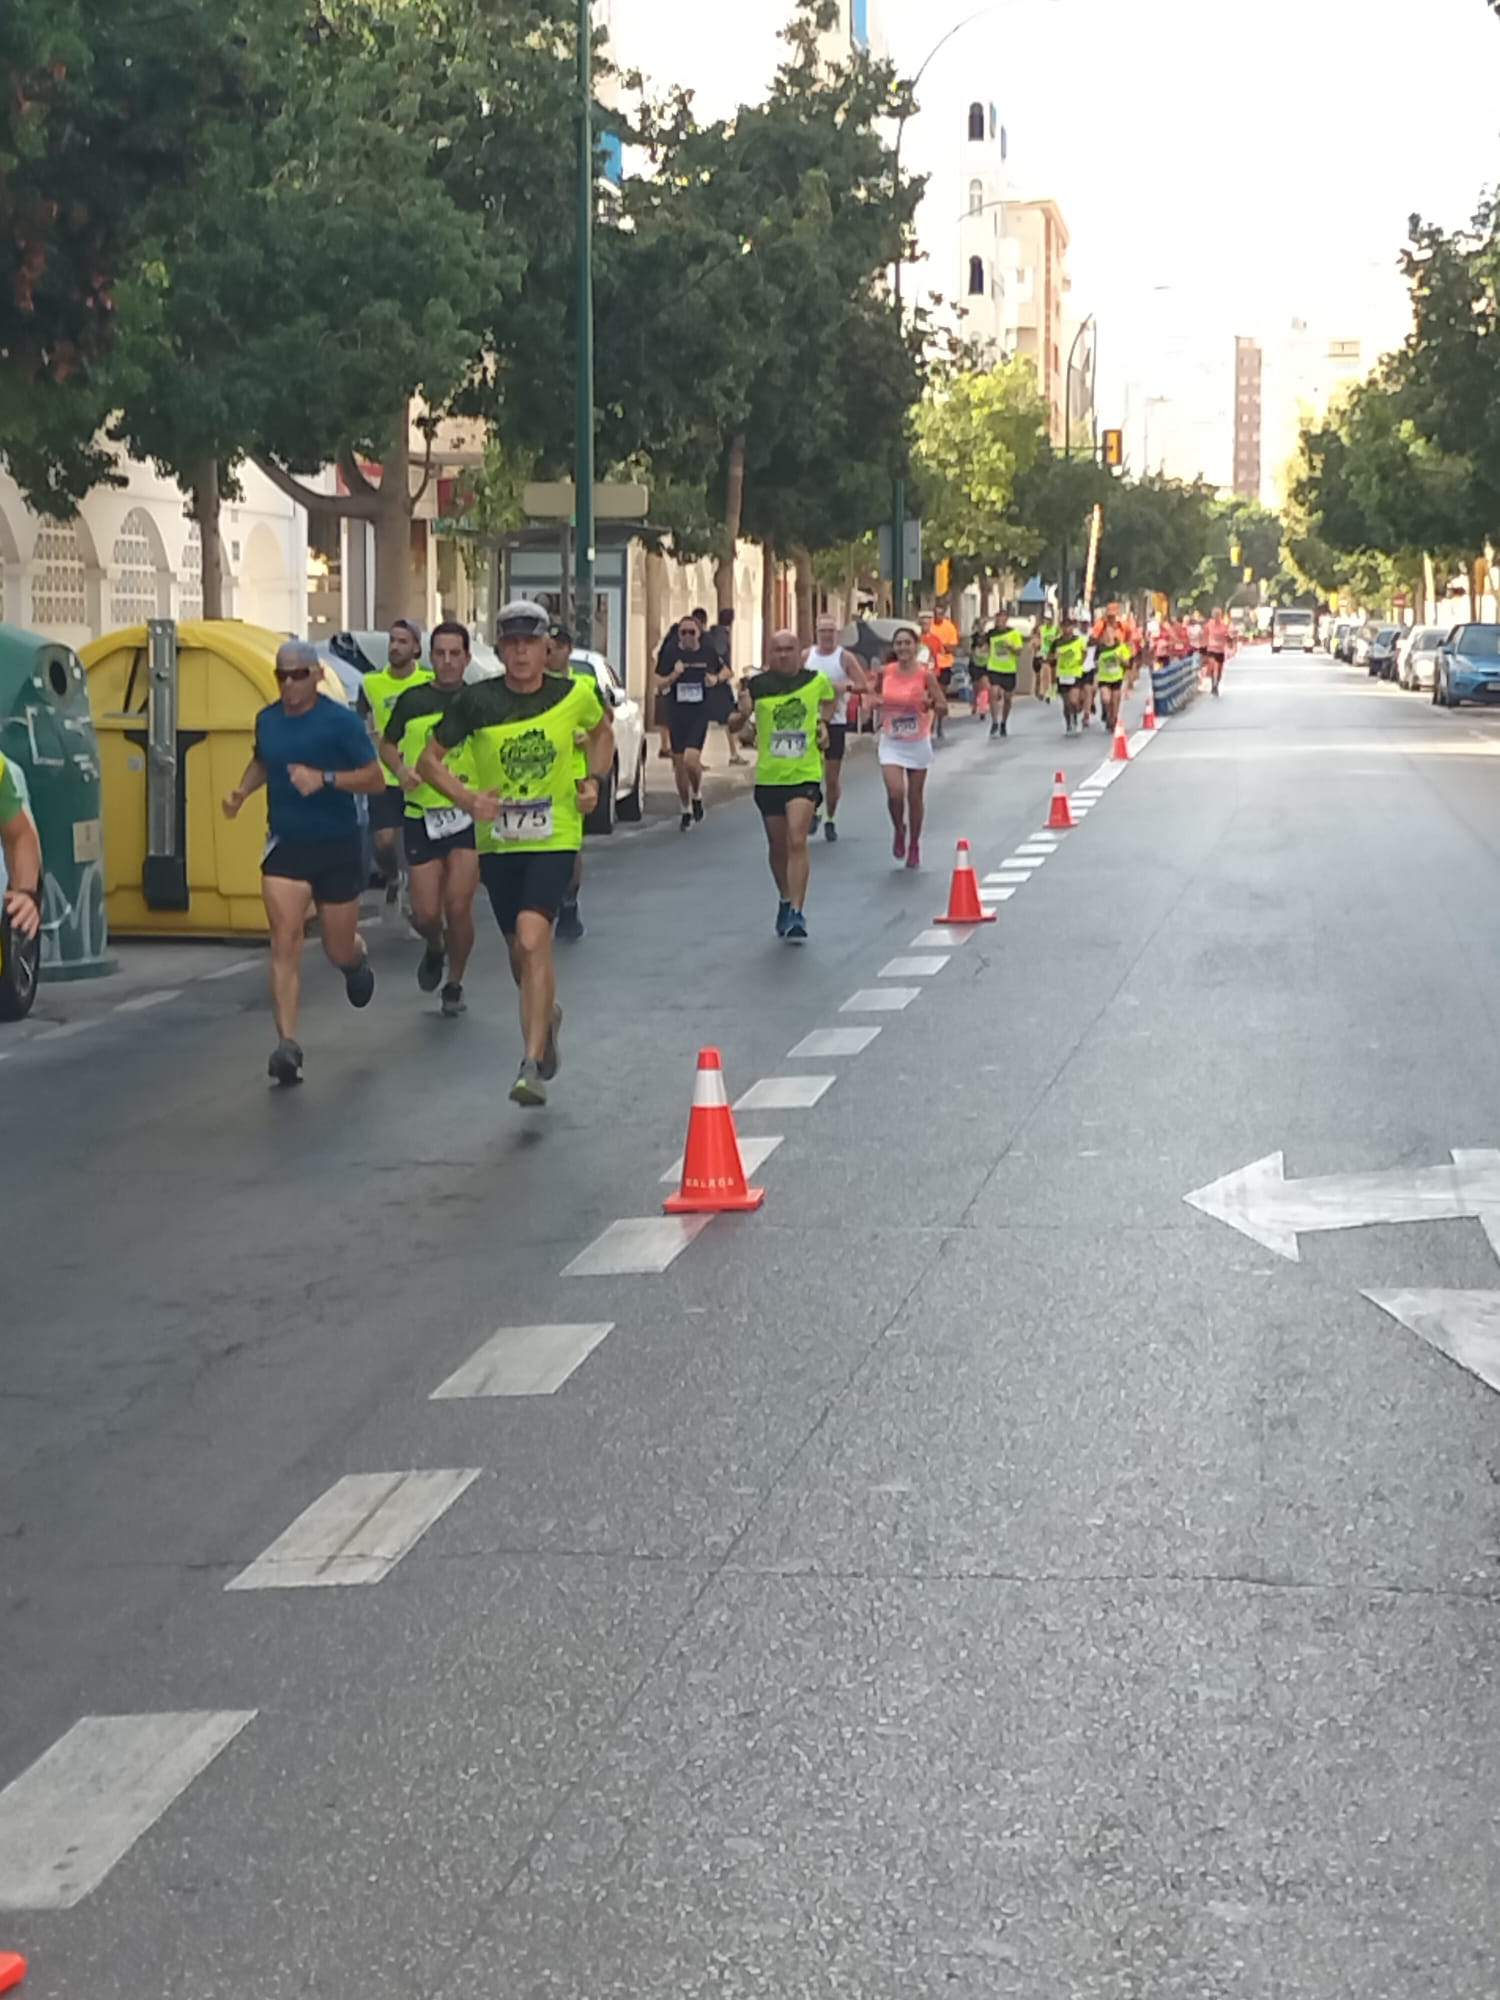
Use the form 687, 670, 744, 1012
0, 1710, 256, 1911
842, 988, 920, 1012
787, 1027, 881, 1058
563, 1215, 713, 1276
979, 887, 1016, 902
879, 956, 949, 978
200, 957, 262, 982
225, 1469, 480, 1590
662, 1134, 784, 1183
910, 927, 976, 947
431, 1324, 614, 1398
735, 1075, 835, 1111
114, 990, 182, 1013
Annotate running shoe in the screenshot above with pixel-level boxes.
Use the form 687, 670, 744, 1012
343, 955, 375, 1008
383, 878, 400, 909
775, 899, 792, 937
691, 796, 705, 823
556, 900, 585, 942
989, 722, 1000, 738
267, 1038, 303, 1086
539, 1002, 563, 1080
784, 909, 808, 943
824, 818, 838, 842
809, 811, 821, 836
680, 810, 692, 831
509, 1059, 547, 1107
893, 823, 907, 860
417, 942, 445, 992
440, 982, 466, 1017
999, 720, 1007, 736
906, 839, 921, 871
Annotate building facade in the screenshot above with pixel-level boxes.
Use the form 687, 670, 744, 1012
956, 97, 1014, 360
1233, 336, 1263, 500
1004, 199, 1071, 441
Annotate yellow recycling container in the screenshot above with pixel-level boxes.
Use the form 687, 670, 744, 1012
78, 621, 352, 937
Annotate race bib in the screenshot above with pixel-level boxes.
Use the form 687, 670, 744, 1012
676, 681, 704, 704
494, 798, 553, 842
890, 714, 920, 739
423, 805, 472, 839
769, 729, 808, 760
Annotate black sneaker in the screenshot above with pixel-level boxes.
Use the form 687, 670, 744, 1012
990, 722, 1000, 737
556, 900, 584, 942
268, 1038, 303, 1086
691, 796, 705, 823
383, 879, 400, 908
999, 720, 1007, 736
417, 943, 445, 992
440, 982, 466, 1017
680, 810, 692, 832
343, 955, 375, 1008
824, 818, 838, 842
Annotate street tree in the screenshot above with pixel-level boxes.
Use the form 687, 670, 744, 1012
1095, 474, 1217, 604
912, 357, 1049, 575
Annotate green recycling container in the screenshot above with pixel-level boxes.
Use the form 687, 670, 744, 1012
0, 622, 113, 981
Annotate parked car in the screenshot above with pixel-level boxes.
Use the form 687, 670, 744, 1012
1271, 607, 1316, 653
1396, 625, 1448, 692
1350, 620, 1382, 669
1432, 623, 1500, 707
1329, 619, 1356, 661
570, 648, 647, 832
1367, 625, 1402, 679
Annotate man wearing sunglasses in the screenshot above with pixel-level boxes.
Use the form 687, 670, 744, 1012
223, 640, 387, 1085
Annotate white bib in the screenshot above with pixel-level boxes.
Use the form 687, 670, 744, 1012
770, 729, 808, 760
676, 680, 704, 704
423, 805, 472, 839
494, 798, 553, 842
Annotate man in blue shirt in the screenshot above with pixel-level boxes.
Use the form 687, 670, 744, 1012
223, 640, 386, 1085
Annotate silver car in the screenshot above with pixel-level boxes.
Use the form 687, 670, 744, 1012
1396, 625, 1448, 693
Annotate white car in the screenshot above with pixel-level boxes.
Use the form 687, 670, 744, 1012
568, 648, 646, 833
1396, 625, 1448, 693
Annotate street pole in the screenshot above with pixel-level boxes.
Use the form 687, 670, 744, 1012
575, 0, 596, 647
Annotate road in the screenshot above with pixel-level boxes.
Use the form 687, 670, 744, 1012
4, 648, 1500, 1997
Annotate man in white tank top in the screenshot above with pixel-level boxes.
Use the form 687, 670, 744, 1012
805, 614, 870, 841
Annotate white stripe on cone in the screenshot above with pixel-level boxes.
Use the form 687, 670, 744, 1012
693, 1064, 729, 1109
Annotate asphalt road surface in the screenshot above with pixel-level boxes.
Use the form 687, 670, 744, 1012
4, 648, 1500, 1998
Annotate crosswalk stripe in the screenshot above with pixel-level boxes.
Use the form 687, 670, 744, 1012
225, 1469, 479, 1590
562, 1215, 712, 1276
786, 1027, 881, 1058
432, 1324, 614, 1398
878, 956, 949, 977
841, 987, 919, 1011
0, 1710, 255, 1911
735, 1075, 834, 1111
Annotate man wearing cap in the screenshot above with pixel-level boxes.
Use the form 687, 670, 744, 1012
357, 618, 433, 910
546, 619, 592, 942
417, 599, 614, 1107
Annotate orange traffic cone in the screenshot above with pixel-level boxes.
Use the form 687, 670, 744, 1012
664, 1049, 766, 1214
0, 1953, 25, 1994
1111, 717, 1131, 762
1046, 771, 1076, 830
1142, 687, 1157, 730
933, 839, 997, 925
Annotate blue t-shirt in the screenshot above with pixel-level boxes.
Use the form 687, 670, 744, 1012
254, 694, 374, 843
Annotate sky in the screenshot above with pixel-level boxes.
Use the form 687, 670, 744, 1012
886, 0, 1500, 492
604, 0, 1500, 497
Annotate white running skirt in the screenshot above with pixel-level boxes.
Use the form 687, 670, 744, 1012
878, 731, 934, 771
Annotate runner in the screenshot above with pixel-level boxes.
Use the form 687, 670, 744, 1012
1035, 612, 1059, 703
875, 624, 947, 868
1052, 617, 1087, 734
705, 606, 747, 765
416, 600, 613, 1108
738, 627, 836, 940
0, 748, 42, 1018
654, 611, 732, 830
357, 618, 432, 912
546, 620, 591, 941
806, 612, 870, 841
985, 618, 1024, 737
1202, 605, 1231, 696
1095, 612, 1131, 732
224, 640, 384, 1086
918, 613, 950, 741
382, 619, 480, 1016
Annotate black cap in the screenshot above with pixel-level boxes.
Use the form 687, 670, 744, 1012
495, 598, 551, 639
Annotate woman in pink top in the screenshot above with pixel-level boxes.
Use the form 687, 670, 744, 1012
875, 625, 948, 869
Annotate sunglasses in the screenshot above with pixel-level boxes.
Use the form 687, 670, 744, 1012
275, 666, 314, 683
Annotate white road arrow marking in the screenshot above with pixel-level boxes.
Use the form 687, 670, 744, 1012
1363, 1289, 1500, 1397
1184, 1148, 1500, 1261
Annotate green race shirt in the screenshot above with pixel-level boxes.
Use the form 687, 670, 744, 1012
433, 673, 606, 853
1097, 641, 1130, 684
1039, 622, 1059, 656
360, 664, 434, 786
0, 750, 23, 826
988, 628, 1024, 669
748, 668, 833, 786
1053, 636, 1087, 681
383, 681, 476, 817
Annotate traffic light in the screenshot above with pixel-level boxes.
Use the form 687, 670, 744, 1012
1102, 429, 1123, 468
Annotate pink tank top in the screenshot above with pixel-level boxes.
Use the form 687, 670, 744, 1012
880, 664, 931, 742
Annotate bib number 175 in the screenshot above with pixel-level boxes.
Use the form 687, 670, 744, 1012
494, 798, 553, 841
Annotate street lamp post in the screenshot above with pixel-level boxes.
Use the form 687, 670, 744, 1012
1060, 311, 1095, 616
574, 0, 596, 647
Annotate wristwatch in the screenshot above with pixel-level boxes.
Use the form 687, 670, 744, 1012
322, 769, 337, 789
